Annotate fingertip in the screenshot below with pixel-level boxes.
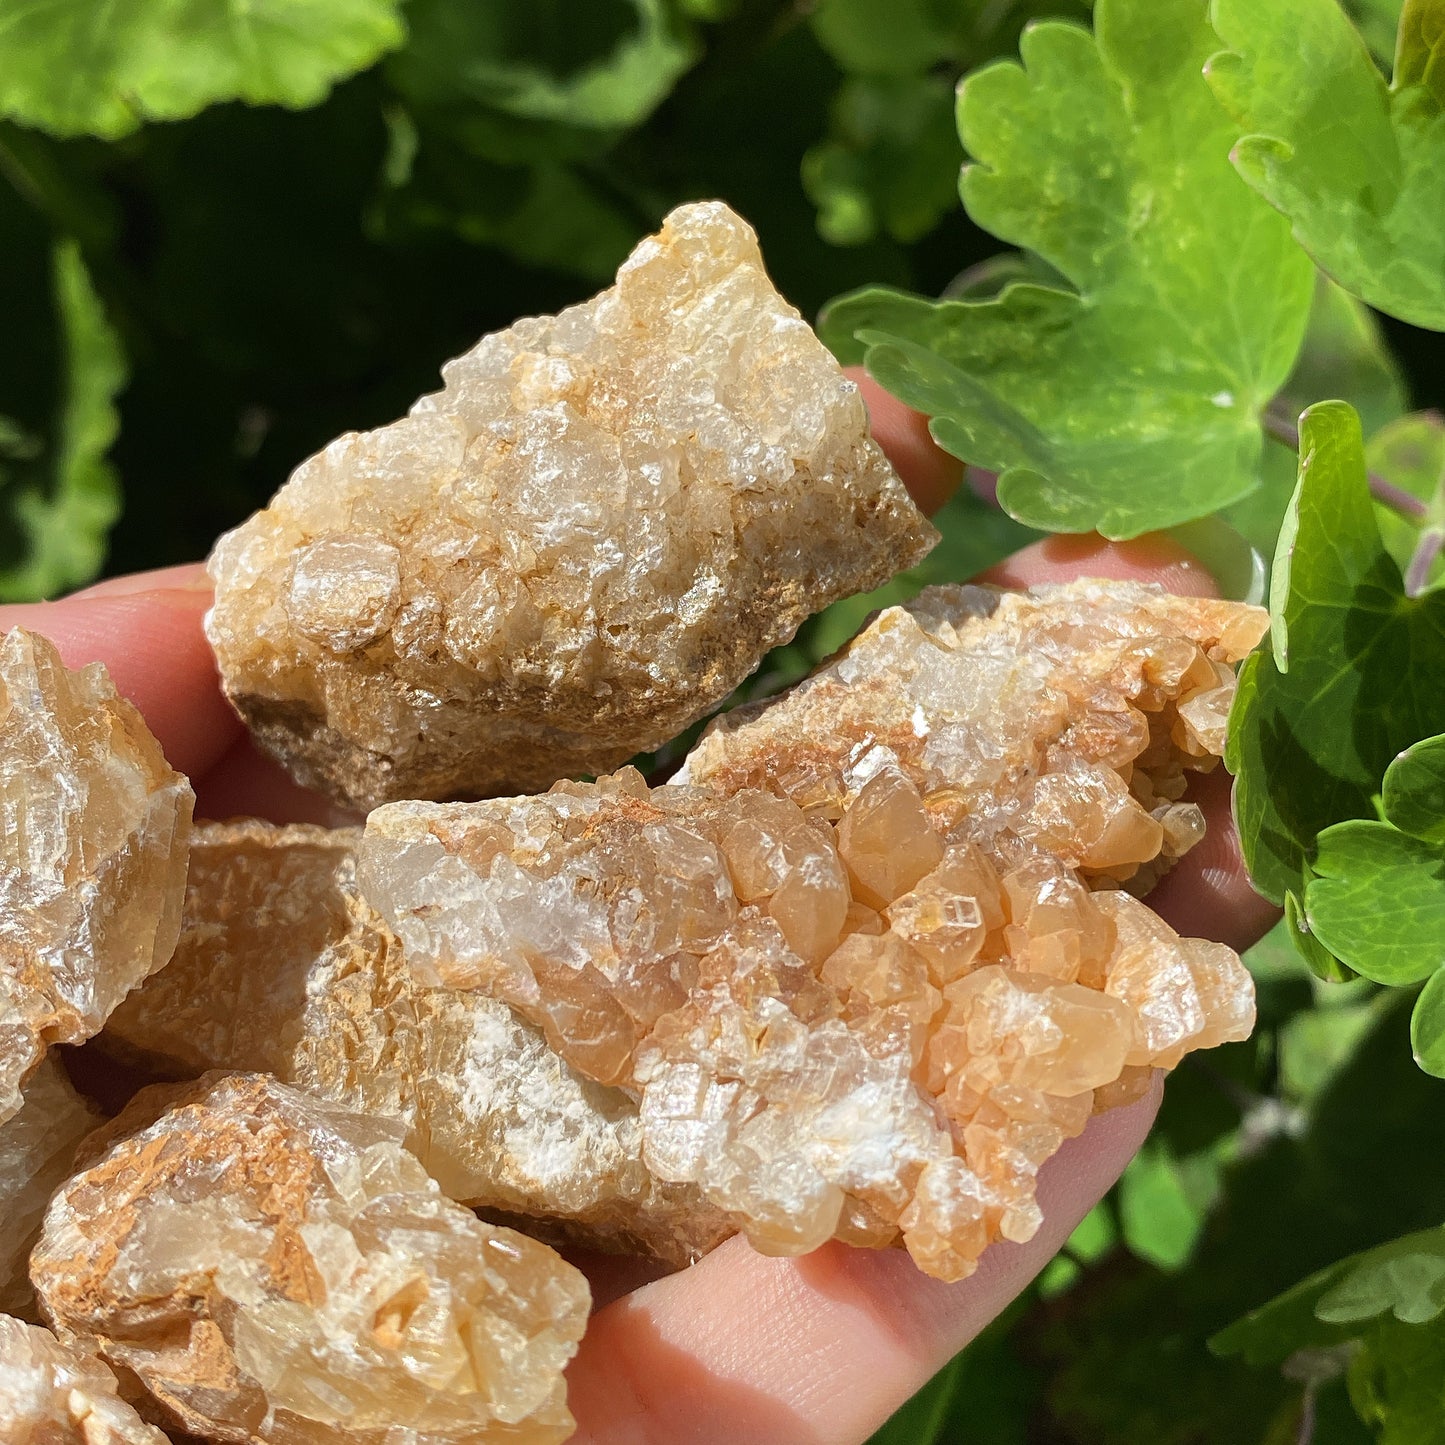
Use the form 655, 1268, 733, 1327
1145, 767, 1281, 952
977, 533, 1221, 598
846, 365, 964, 518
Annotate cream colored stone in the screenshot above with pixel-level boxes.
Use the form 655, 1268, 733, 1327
206, 201, 936, 810
360, 581, 1264, 1282
0, 1056, 103, 1320
0, 628, 193, 1126
103, 820, 729, 1265
32, 1073, 589, 1445
0, 1313, 171, 1445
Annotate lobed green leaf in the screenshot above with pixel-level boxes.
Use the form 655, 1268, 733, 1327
1227, 401, 1445, 905
1384, 733, 1445, 842
1208, 0, 1445, 331
822, 0, 1315, 539
0, 0, 406, 139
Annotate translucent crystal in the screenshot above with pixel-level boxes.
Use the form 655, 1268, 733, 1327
102, 820, 729, 1264
31, 1073, 589, 1445
0, 1057, 103, 1320
206, 201, 936, 810
0, 628, 193, 1125
0, 1313, 170, 1445
360, 581, 1265, 1281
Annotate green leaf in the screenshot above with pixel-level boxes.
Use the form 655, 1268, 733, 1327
802, 75, 961, 246
1317, 1229, 1445, 1325
0, 240, 124, 601
1207, 0, 1445, 332
1285, 887, 1353, 984
1307, 821, 1445, 984
1346, 0, 1408, 67
1227, 401, 1445, 904
1278, 275, 1410, 438
821, 0, 1314, 539
1346, 1311, 1445, 1444
1118, 1142, 1214, 1270
1384, 733, 1445, 842
1410, 967, 1445, 1075
390, 0, 696, 134
1368, 411, 1445, 594
0, 0, 405, 140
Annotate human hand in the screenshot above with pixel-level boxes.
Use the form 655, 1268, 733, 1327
0, 375, 1278, 1444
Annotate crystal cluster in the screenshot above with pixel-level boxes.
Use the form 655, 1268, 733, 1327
103, 820, 730, 1264
360, 581, 1268, 1279
0, 1056, 102, 1319
0, 1313, 171, 1445
31, 1073, 590, 1445
205, 201, 936, 810
0, 628, 193, 1125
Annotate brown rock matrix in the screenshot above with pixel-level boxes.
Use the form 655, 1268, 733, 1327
205, 200, 936, 811
103, 820, 730, 1264
0, 628, 193, 1126
0, 1313, 171, 1445
31, 1073, 589, 1445
360, 581, 1267, 1280
0, 1056, 103, 1319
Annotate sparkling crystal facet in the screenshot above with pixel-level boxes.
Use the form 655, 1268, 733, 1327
361, 581, 1266, 1281
32, 1073, 590, 1445
206, 201, 936, 810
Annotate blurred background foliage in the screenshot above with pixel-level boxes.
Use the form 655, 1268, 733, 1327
1, 1, 1443, 1441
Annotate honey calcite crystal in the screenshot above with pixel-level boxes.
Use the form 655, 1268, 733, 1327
205, 200, 936, 811
0, 1314, 171, 1445
32, 1073, 590, 1445
360, 581, 1268, 1281
0, 1056, 103, 1319
103, 820, 730, 1264
0, 628, 193, 1126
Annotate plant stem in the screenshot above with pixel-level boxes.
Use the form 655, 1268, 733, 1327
1264, 410, 1428, 522
1406, 528, 1444, 597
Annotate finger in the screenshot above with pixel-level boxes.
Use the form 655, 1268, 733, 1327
0, 565, 242, 781
568, 1078, 1162, 1445
1145, 767, 1279, 953
976, 533, 1279, 953
976, 531, 1221, 599
846, 366, 963, 518
194, 732, 361, 828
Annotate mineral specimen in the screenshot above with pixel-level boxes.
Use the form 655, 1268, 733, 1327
0, 628, 193, 1126
103, 820, 730, 1264
0, 1313, 171, 1445
32, 1073, 589, 1445
206, 200, 937, 810
0, 1056, 103, 1319
359, 581, 1268, 1280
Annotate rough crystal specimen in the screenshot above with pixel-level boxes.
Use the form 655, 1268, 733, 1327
205, 200, 936, 811
32, 1073, 589, 1445
0, 628, 193, 1126
0, 1313, 171, 1445
359, 581, 1267, 1280
0, 1056, 103, 1320
103, 820, 729, 1264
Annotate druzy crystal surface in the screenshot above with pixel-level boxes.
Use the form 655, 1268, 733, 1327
32, 1073, 589, 1445
0, 628, 193, 1126
104, 820, 729, 1264
361, 581, 1267, 1280
0, 1056, 103, 1319
206, 200, 936, 810
0, 1313, 171, 1445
